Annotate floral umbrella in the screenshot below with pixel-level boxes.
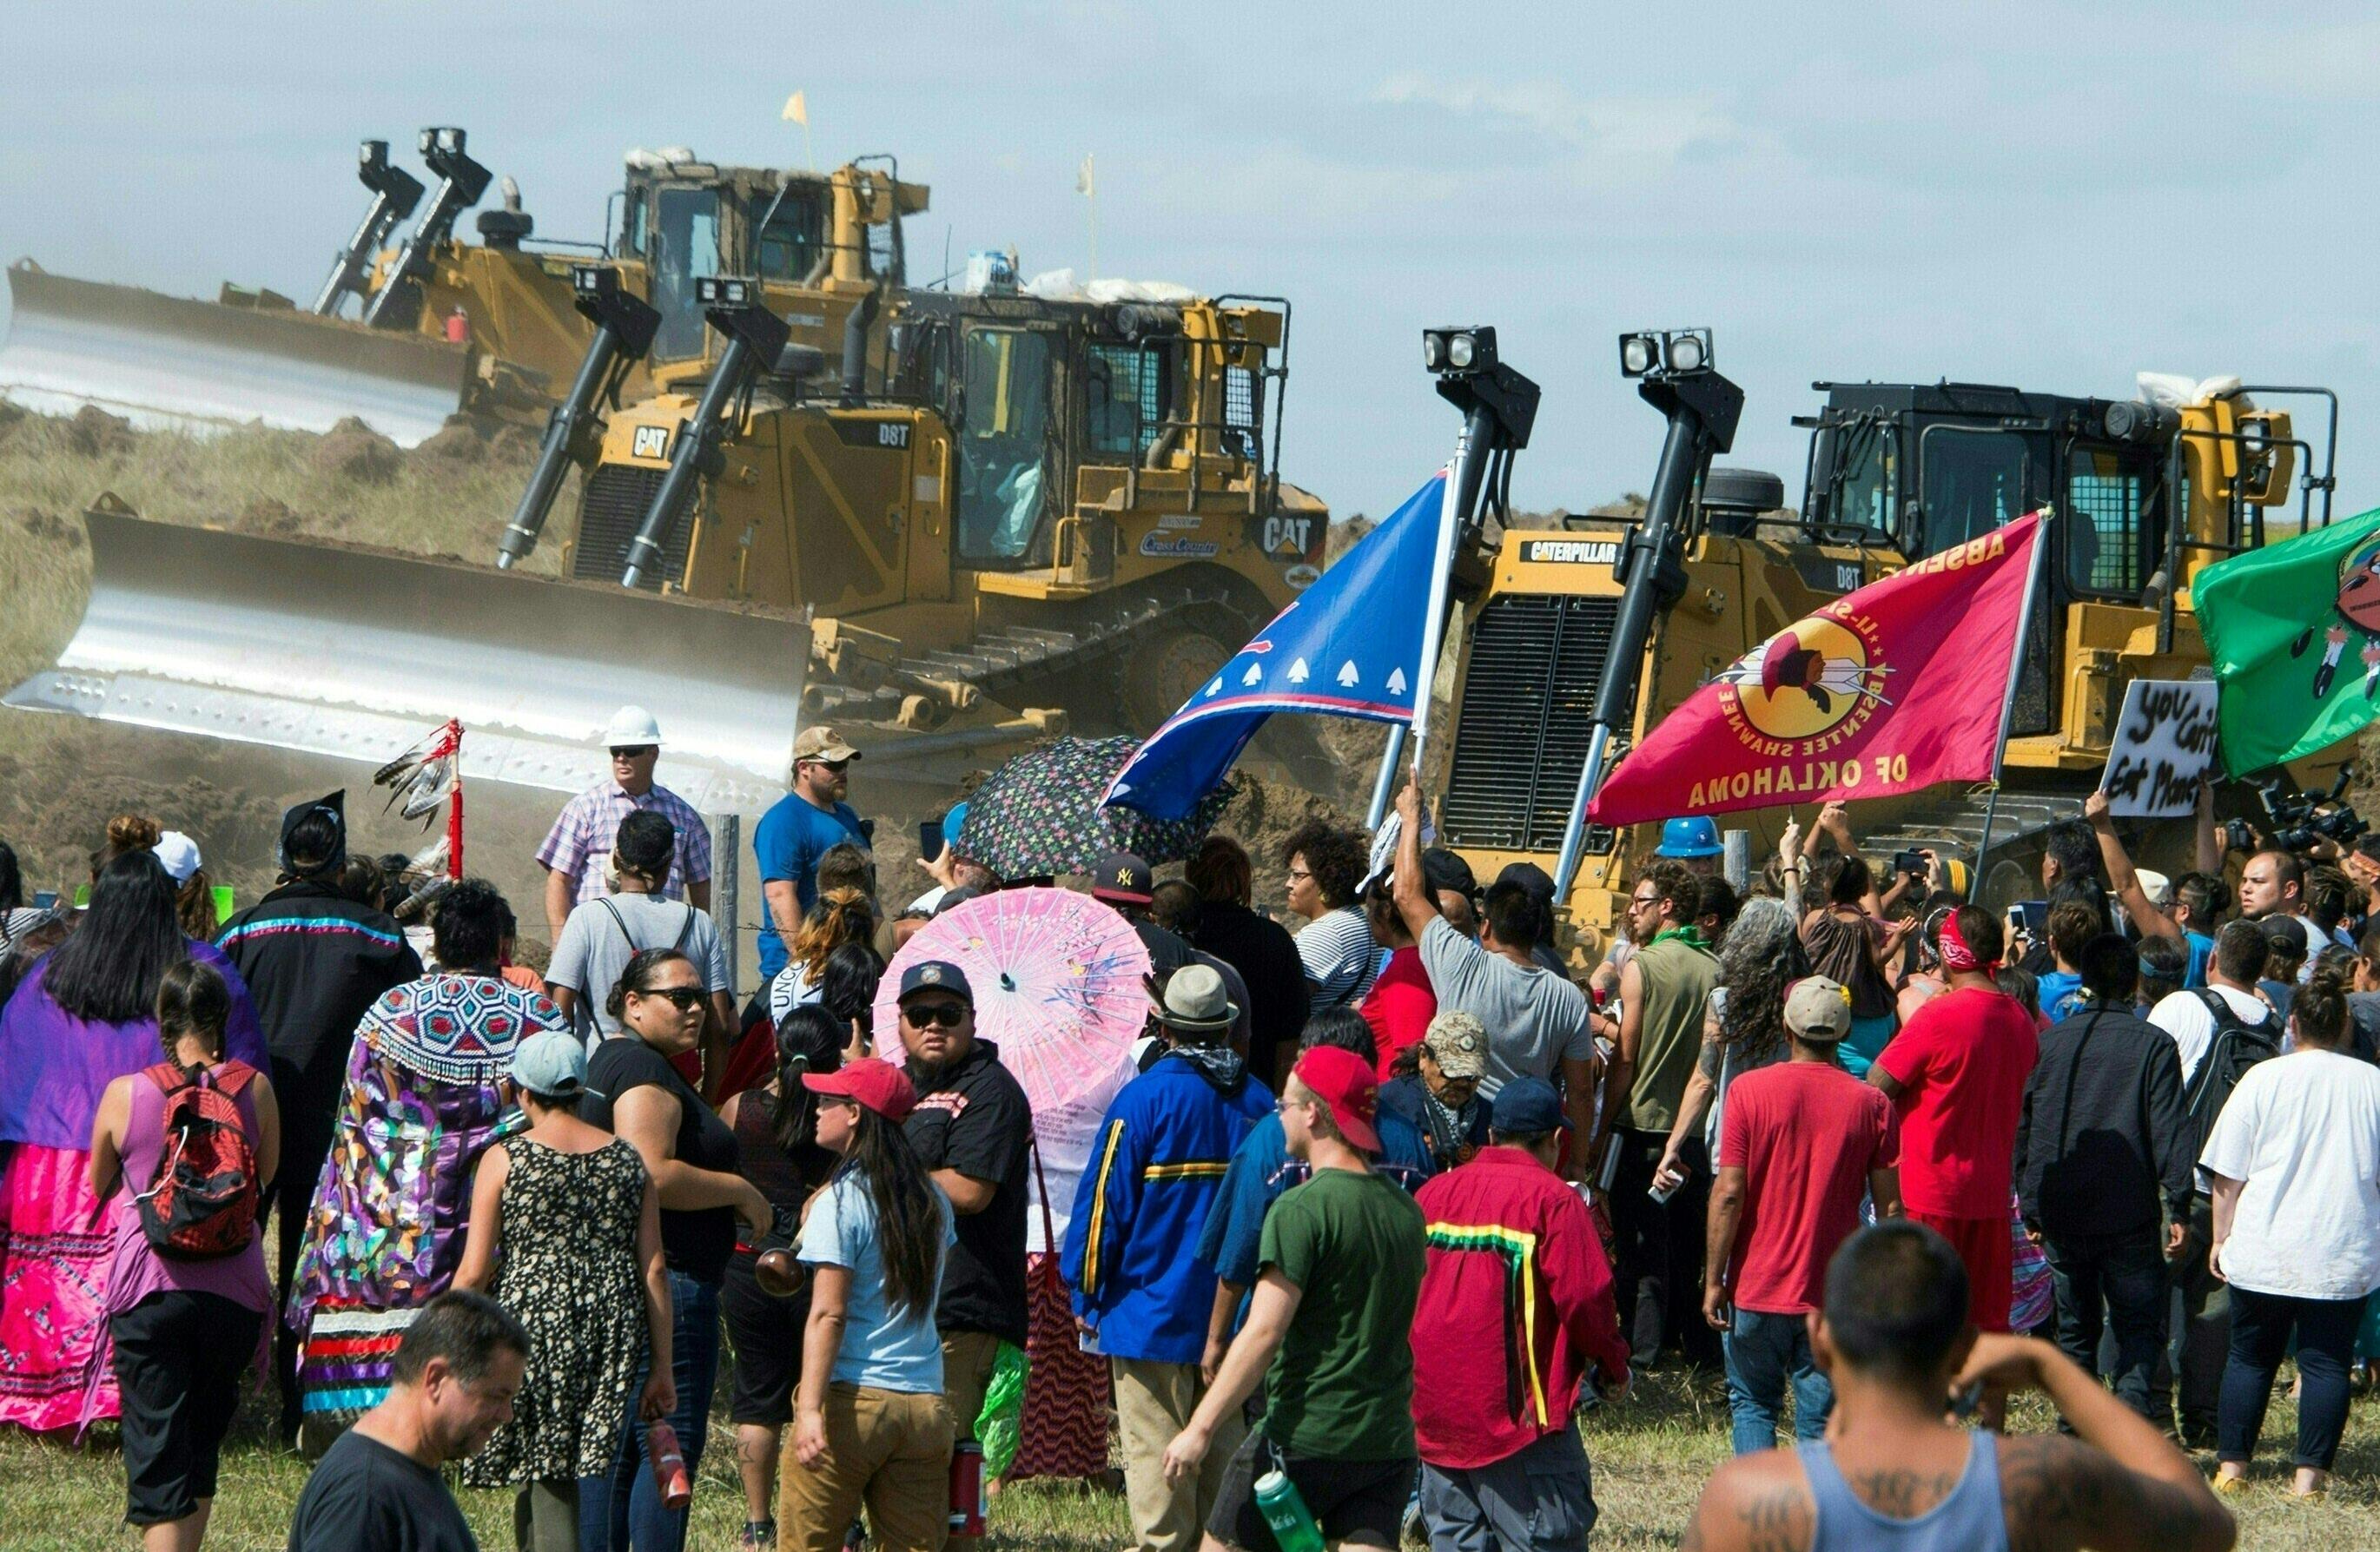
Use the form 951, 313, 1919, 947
954, 734, 1238, 881
874, 886, 1152, 1118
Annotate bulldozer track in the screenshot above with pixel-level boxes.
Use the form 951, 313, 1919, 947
797, 584, 1247, 728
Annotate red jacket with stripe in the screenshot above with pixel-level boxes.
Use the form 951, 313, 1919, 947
1411, 1146, 1630, 1469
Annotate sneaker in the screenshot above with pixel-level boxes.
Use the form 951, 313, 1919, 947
1400, 1500, 1427, 1549
741, 1522, 777, 1550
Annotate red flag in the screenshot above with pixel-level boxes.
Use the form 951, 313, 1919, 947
1586, 513, 2045, 827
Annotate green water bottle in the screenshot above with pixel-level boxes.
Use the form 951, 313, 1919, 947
1253, 1469, 1326, 1552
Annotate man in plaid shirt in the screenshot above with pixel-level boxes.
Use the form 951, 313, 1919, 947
536, 705, 712, 942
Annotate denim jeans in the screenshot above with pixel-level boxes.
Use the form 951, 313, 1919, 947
583, 1269, 722, 1552
1722, 1308, 1830, 1456
2043, 1225, 2168, 1423
2218, 1284, 2363, 1472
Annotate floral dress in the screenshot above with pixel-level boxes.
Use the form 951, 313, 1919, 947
466, 1137, 653, 1484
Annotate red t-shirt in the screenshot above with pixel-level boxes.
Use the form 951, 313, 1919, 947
1873, 986, 2038, 1218
1362, 945, 1438, 1081
1718, 1060, 1900, 1314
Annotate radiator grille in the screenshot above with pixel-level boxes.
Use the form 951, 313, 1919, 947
571, 464, 679, 590
1443, 595, 1631, 854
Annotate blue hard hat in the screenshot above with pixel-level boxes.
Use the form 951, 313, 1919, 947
1656, 816, 1724, 858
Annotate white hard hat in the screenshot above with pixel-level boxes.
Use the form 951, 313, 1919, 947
602, 705, 664, 749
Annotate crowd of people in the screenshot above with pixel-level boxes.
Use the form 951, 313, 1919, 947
3, 704, 2378, 1550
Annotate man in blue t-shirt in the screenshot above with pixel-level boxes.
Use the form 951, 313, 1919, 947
755, 726, 869, 982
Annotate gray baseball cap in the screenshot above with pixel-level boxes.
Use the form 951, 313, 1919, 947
510, 1029, 589, 1100
1783, 976, 1852, 1041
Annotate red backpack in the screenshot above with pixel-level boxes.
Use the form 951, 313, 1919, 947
134, 1060, 261, 1259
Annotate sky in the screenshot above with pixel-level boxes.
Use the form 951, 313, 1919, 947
4, 2, 2378, 524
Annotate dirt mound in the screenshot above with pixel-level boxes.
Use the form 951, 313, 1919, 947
309, 417, 402, 485
64, 405, 135, 459
240, 496, 304, 535
0, 747, 286, 898
414, 417, 489, 465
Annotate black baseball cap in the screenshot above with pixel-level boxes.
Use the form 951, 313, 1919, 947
897, 960, 975, 1004
1423, 847, 1478, 897
1090, 851, 1154, 906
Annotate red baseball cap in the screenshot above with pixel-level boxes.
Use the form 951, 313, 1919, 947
1290, 1045, 1380, 1153
803, 1057, 916, 1123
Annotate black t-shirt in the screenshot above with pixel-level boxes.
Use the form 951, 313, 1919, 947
903, 1037, 1033, 1344
285, 1430, 478, 1552
583, 1037, 743, 1281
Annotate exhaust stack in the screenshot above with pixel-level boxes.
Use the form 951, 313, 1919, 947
363, 127, 492, 329
313, 140, 426, 318
497, 266, 662, 569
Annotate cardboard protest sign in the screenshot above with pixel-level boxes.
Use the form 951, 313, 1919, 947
2100, 679, 2218, 817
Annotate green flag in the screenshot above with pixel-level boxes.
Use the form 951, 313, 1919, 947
2196, 506, 2380, 774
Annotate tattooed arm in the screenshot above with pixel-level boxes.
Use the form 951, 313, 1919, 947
1680, 1450, 1815, 1552
1959, 1335, 2234, 1552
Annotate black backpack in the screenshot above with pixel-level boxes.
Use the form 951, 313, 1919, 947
2179, 991, 2278, 1180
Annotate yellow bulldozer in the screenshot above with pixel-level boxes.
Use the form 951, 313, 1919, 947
1400, 327, 2345, 956
8, 253, 1328, 816
0, 129, 922, 446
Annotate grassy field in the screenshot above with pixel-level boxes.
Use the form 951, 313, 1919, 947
3, 1365, 2379, 1550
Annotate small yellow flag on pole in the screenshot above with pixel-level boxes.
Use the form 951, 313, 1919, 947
782, 91, 808, 126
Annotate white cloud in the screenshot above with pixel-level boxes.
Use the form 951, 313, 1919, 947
1372, 74, 1737, 171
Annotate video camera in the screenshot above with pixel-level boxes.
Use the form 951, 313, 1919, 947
2256, 764, 2368, 854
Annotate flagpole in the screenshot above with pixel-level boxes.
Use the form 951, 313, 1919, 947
1368, 407, 1491, 829
1967, 508, 2054, 901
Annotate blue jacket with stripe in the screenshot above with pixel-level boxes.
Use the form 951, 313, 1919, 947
1061, 1049, 1273, 1364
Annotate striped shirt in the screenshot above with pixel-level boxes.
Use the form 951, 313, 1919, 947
534, 781, 712, 908
1295, 906, 1378, 1009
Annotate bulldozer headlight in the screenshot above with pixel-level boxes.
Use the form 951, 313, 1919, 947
1424, 326, 1496, 375
573, 265, 617, 299
697, 275, 757, 307
359, 139, 388, 173
1619, 327, 1713, 379
430, 126, 466, 155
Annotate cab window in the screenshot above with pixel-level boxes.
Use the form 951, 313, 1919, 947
1830, 421, 1897, 542
1915, 426, 2026, 557
755, 190, 824, 282
650, 188, 721, 362
2066, 445, 2153, 597
1084, 343, 1170, 458
955, 328, 1054, 562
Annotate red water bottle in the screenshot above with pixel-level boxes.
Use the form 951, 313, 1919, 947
947, 1438, 986, 1537
645, 1420, 692, 1510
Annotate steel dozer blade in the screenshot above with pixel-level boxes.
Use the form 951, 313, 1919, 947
4, 505, 805, 811
0, 263, 469, 447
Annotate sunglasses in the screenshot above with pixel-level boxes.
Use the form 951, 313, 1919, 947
902, 1001, 967, 1029
804, 757, 851, 774
634, 985, 706, 1011
610, 745, 658, 760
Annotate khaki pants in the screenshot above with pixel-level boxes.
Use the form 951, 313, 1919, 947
1113, 1356, 1245, 1552
777, 1382, 955, 1552
942, 1329, 1002, 1443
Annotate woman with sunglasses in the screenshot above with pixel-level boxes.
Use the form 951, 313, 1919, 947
780, 1056, 955, 1552
584, 948, 774, 1552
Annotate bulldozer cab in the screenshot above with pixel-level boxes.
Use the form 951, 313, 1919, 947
613, 157, 924, 373
1796, 380, 2333, 756
886, 290, 1292, 574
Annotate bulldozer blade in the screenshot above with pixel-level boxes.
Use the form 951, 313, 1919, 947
0, 264, 468, 447
4, 505, 806, 813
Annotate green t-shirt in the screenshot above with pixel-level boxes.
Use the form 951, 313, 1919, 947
1256, 1166, 1426, 1459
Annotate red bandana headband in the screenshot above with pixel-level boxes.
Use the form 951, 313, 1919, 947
1939, 911, 1994, 974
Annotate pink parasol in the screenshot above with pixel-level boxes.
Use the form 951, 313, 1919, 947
875, 887, 1154, 1118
